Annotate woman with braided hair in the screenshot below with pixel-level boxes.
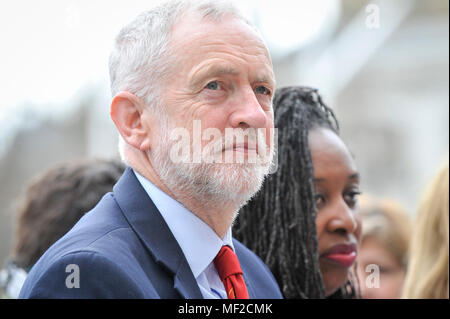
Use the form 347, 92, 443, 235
234, 86, 362, 298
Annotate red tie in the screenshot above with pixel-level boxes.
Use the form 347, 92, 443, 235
213, 245, 249, 299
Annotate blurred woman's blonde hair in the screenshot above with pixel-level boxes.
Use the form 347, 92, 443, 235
402, 159, 449, 299
359, 195, 412, 269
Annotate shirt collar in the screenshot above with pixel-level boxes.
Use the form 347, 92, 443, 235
133, 170, 234, 278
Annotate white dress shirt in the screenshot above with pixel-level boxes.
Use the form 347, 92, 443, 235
133, 170, 233, 299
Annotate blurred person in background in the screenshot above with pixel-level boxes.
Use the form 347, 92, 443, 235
356, 195, 411, 299
234, 86, 362, 298
0, 158, 125, 298
402, 159, 449, 299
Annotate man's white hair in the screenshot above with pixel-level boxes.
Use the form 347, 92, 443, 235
109, 0, 259, 164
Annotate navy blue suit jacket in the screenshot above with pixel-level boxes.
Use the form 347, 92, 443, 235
19, 167, 283, 299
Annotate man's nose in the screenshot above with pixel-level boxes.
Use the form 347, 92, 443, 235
326, 199, 358, 236
229, 88, 268, 129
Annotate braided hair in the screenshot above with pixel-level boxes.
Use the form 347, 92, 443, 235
234, 86, 359, 299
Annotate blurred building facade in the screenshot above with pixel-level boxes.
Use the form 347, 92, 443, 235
0, 0, 448, 269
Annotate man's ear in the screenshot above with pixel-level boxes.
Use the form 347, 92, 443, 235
110, 91, 151, 151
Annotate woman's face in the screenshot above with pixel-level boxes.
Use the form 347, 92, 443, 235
357, 236, 406, 299
309, 127, 362, 296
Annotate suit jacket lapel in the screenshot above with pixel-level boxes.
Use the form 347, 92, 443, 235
233, 239, 257, 299
113, 167, 203, 299
243, 273, 256, 299
173, 260, 203, 299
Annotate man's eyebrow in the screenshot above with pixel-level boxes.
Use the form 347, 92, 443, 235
256, 73, 276, 89
190, 65, 240, 88
190, 65, 275, 89
349, 173, 360, 181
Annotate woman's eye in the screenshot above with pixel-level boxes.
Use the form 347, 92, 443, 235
345, 191, 361, 207
315, 194, 326, 209
205, 81, 220, 90
255, 86, 271, 95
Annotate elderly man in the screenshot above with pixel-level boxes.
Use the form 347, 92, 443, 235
19, 0, 281, 299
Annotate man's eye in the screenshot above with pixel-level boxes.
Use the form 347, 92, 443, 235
205, 81, 220, 90
255, 86, 270, 95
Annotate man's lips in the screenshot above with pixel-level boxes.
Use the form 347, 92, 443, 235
321, 243, 358, 268
224, 143, 258, 154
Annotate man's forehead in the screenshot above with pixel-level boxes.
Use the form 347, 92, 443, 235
170, 13, 272, 71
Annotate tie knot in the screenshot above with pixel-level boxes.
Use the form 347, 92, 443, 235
213, 246, 243, 280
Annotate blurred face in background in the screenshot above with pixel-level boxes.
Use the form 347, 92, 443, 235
357, 236, 406, 299
309, 127, 362, 296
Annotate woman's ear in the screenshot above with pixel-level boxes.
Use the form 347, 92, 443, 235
110, 91, 151, 151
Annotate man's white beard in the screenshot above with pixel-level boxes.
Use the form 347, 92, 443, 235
151, 122, 274, 210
